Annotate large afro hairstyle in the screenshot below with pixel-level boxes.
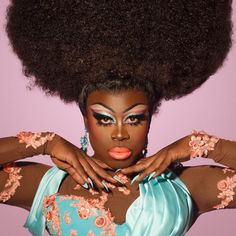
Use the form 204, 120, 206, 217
6, 0, 233, 114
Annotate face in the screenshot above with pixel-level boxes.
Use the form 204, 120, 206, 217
84, 90, 151, 169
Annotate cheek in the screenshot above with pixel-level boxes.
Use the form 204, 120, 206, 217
87, 118, 110, 149
128, 124, 149, 147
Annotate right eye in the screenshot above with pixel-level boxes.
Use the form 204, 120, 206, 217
100, 117, 113, 124
92, 112, 115, 126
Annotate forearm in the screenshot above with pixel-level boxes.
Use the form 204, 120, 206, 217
208, 138, 236, 169
0, 132, 56, 165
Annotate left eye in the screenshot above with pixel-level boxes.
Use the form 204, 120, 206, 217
125, 116, 139, 124
101, 117, 113, 124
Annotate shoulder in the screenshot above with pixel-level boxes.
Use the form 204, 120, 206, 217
1, 161, 52, 209
172, 165, 236, 215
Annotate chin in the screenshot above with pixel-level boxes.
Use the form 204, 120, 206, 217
104, 156, 141, 170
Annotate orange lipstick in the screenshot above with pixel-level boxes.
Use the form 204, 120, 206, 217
108, 147, 131, 160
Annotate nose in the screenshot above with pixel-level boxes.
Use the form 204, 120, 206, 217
111, 124, 130, 141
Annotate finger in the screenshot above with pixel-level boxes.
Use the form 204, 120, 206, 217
136, 158, 146, 165
121, 157, 154, 174
135, 158, 165, 182
77, 153, 109, 190
65, 166, 89, 187
152, 159, 172, 178
64, 154, 90, 184
86, 158, 118, 185
51, 157, 71, 169
92, 158, 114, 170
52, 157, 89, 186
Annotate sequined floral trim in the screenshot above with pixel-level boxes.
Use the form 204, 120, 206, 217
74, 172, 131, 196
108, 172, 131, 195
189, 130, 219, 158
16, 131, 55, 149
213, 170, 236, 209
43, 193, 61, 236
64, 212, 71, 224
222, 168, 235, 174
87, 230, 95, 236
0, 163, 22, 202
43, 192, 116, 236
60, 193, 116, 236
70, 229, 77, 236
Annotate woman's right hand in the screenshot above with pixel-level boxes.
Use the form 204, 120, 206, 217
45, 134, 118, 190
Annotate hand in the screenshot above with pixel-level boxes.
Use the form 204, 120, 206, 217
45, 134, 118, 190
121, 135, 191, 182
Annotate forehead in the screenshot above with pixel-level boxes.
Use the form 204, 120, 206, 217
86, 90, 148, 111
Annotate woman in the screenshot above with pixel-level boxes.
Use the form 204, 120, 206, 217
1, 0, 235, 235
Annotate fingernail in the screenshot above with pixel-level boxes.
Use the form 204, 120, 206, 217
113, 175, 125, 185
101, 180, 110, 192
148, 172, 156, 181
82, 182, 89, 189
115, 168, 122, 173
131, 174, 139, 185
88, 177, 94, 188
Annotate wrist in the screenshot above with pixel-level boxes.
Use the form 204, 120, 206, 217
44, 133, 61, 156
188, 130, 220, 158
16, 131, 56, 156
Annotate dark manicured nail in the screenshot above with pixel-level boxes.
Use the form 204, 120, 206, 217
88, 177, 94, 188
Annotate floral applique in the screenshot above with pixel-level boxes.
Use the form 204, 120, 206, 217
89, 188, 99, 195
60, 193, 116, 236
64, 212, 71, 224
74, 184, 99, 195
42, 193, 61, 236
189, 130, 219, 158
43, 172, 131, 235
16, 131, 55, 149
213, 168, 236, 209
87, 230, 95, 236
107, 172, 131, 195
70, 229, 77, 236
222, 167, 235, 174
0, 163, 22, 202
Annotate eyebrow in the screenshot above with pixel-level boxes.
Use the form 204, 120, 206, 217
90, 103, 147, 113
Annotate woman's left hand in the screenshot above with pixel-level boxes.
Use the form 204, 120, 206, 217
121, 135, 191, 182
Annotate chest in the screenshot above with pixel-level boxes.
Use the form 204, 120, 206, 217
59, 176, 140, 224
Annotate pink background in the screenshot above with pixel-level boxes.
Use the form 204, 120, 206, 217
0, 0, 236, 235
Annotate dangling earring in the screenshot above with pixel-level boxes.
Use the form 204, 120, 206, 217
142, 139, 148, 157
80, 129, 88, 153
142, 147, 148, 157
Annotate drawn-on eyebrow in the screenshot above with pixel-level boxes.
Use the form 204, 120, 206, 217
123, 103, 147, 113
90, 103, 147, 113
90, 103, 115, 113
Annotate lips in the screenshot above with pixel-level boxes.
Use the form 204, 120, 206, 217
108, 147, 132, 160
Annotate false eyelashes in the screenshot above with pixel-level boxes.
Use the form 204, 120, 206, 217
92, 111, 147, 127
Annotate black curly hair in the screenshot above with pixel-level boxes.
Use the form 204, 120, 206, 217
6, 0, 232, 115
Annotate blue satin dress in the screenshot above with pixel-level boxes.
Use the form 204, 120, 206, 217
24, 167, 194, 236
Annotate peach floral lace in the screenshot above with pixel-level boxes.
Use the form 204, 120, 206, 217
16, 131, 55, 149
74, 172, 131, 195
213, 168, 236, 209
189, 130, 219, 158
42, 193, 61, 235
0, 163, 22, 202
43, 193, 116, 236
43, 172, 131, 236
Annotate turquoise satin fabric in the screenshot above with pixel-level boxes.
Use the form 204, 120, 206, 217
25, 167, 194, 236
24, 167, 67, 235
